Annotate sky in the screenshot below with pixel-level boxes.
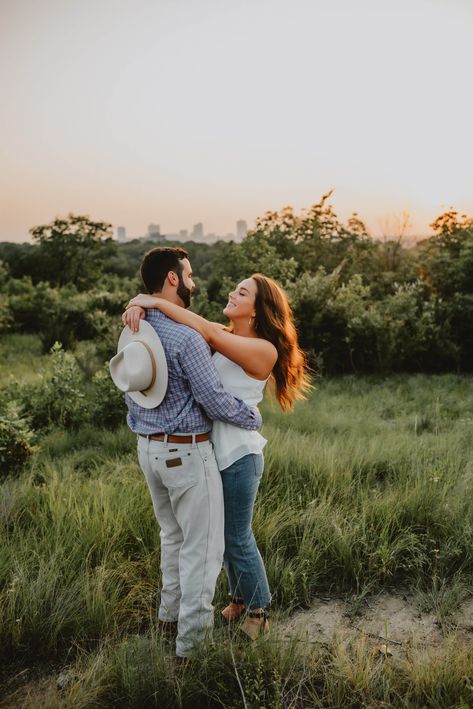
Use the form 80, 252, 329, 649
1, 0, 472, 242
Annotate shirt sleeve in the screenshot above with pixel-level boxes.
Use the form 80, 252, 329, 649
179, 332, 262, 431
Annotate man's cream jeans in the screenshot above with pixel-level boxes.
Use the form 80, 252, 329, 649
137, 435, 224, 657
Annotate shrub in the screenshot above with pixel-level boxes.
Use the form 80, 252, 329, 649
9, 344, 127, 434
0, 294, 12, 334
88, 365, 127, 429
21, 343, 89, 430
0, 403, 34, 477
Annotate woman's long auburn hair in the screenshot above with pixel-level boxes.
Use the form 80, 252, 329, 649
251, 274, 312, 411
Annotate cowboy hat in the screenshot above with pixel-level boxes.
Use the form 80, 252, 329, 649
109, 320, 168, 409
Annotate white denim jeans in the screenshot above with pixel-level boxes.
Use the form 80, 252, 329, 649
137, 435, 224, 657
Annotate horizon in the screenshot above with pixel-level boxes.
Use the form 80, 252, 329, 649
0, 203, 447, 245
1, 0, 472, 243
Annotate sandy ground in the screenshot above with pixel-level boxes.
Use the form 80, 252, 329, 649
278, 591, 473, 659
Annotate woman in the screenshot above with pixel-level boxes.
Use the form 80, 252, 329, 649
124, 274, 311, 639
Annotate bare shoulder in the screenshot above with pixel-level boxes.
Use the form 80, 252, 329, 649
211, 329, 278, 379
246, 336, 278, 362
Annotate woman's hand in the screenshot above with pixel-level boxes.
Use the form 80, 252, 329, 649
126, 294, 163, 309
122, 294, 162, 333
122, 305, 145, 333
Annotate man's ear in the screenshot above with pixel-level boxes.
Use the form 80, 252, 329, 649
167, 270, 179, 286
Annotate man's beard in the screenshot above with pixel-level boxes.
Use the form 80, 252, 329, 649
177, 274, 192, 308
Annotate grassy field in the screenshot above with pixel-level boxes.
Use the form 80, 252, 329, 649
1, 335, 473, 707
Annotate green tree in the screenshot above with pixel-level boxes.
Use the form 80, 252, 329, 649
249, 192, 379, 282
418, 210, 473, 370
30, 213, 117, 290
202, 231, 298, 318
421, 210, 473, 297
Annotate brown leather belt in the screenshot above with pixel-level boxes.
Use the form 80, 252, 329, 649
139, 432, 210, 444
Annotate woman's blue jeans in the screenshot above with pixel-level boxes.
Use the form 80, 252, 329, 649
220, 453, 271, 610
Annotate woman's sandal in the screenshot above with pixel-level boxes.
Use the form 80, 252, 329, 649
221, 598, 246, 623
239, 609, 270, 640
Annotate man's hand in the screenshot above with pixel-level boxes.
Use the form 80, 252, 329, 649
252, 406, 262, 429
126, 294, 163, 309
122, 305, 145, 333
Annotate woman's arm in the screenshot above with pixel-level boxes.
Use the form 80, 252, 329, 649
125, 295, 277, 380
125, 294, 223, 342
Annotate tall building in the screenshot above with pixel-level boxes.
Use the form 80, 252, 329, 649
148, 223, 161, 238
179, 229, 189, 241
117, 226, 127, 242
236, 220, 248, 240
191, 222, 204, 241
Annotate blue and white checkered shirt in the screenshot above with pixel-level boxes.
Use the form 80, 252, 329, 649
126, 309, 262, 435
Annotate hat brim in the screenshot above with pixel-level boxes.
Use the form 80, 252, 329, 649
116, 321, 168, 409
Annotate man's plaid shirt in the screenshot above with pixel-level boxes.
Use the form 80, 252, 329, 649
126, 309, 262, 435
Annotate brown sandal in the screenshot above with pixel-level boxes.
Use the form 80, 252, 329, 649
240, 609, 270, 640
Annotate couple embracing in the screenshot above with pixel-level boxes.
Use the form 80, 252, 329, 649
111, 247, 310, 658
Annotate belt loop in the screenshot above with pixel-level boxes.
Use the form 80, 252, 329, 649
164, 433, 168, 444
192, 433, 197, 447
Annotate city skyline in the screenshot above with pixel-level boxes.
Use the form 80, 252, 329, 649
1, 0, 472, 244
116, 219, 248, 243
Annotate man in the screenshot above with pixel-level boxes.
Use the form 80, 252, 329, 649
124, 247, 261, 658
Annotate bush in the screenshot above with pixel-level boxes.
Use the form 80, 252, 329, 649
0, 294, 12, 334
0, 403, 34, 477
4, 276, 132, 353
21, 343, 89, 430
8, 343, 127, 434
88, 365, 127, 429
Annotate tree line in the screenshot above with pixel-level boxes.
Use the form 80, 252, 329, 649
1, 194, 472, 374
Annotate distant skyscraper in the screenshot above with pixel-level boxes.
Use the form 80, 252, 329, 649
236, 220, 248, 240
148, 223, 161, 238
179, 229, 189, 241
117, 226, 127, 242
191, 223, 204, 241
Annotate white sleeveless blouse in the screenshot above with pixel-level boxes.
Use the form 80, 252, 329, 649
211, 352, 268, 471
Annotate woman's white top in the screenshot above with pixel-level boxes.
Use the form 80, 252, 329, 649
211, 352, 268, 471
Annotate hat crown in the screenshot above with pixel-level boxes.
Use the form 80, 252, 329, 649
109, 321, 168, 408
111, 341, 154, 393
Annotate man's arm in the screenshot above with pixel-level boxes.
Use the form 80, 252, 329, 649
179, 333, 262, 431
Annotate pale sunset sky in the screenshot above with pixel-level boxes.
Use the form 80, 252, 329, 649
1, 0, 472, 242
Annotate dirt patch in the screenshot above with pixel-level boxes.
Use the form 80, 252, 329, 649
455, 597, 473, 633
362, 593, 440, 647
277, 591, 473, 659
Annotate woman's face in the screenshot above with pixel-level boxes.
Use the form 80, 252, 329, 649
223, 277, 257, 321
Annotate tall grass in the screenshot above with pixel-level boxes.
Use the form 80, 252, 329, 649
2, 359, 473, 705
7, 632, 473, 708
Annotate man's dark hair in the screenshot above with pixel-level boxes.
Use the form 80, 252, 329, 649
140, 247, 189, 293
